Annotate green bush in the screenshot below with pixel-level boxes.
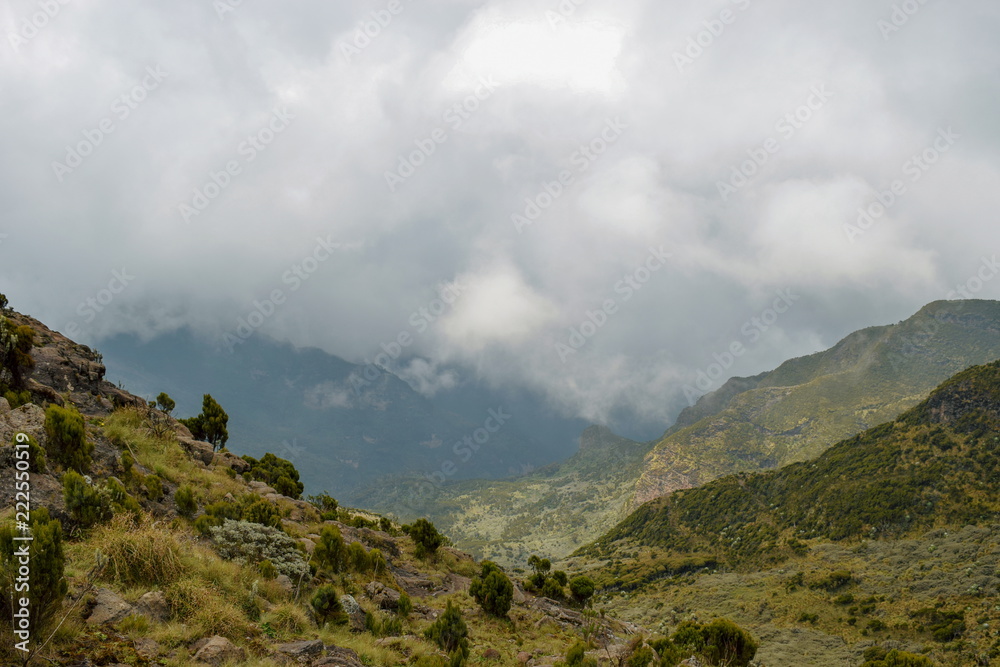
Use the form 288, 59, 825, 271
408, 518, 445, 559
63, 470, 112, 528
670, 618, 758, 667
312, 525, 347, 574
541, 577, 564, 600
144, 474, 164, 501
13, 433, 46, 473
241, 496, 282, 529
398, 591, 413, 619
0, 318, 35, 389
0, 508, 67, 634
174, 485, 197, 518
561, 641, 598, 667
155, 392, 175, 414
347, 541, 370, 573
45, 404, 93, 472
180, 394, 229, 450
469, 561, 514, 617
242, 452, 304, 499
861, 647, 934, 667
569, 575, 595, 606
311, 584, 347, 626
424, 600, 469, 662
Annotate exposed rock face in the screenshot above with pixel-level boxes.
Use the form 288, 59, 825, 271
86, 588, 134, 625
274, 638, 324, 663
213, 450, 250, 473
365, 581, 401, 610
134, 590, 170, 623
192, 635, 246, 665
179, 437, 215, 465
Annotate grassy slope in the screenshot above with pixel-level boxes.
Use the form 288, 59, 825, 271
632, 299, 1000, 506
361, 426, 654, 567
566, 359, 1000, 666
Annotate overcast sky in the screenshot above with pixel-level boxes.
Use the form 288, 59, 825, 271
1, 0, 998, 432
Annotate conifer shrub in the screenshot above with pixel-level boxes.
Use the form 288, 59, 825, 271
397, 591, 413, 619
407, 518, 445, 558
209, 519, 309, 580
45, 404, 93, 472
174, 484, 197, 518
311, 584, 347, 626
242, 452, 305, 499
312, 525, 347, 574
63, 470, 112, 528
0, 507, 67, 635
424, 600, 469, 664
558, 641, 598, 667
469, 561, 514, 617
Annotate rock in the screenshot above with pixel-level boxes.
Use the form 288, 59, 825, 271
249, 480, 277, 495
134, 591, 170, 623
317, 645, 365, 666
339, 595, 366, 633
178, 437, 215, 465
275, 574, 294, 593
483, 648, 501, 660
299, 537, 316, 554
0, 397, 9, 416
365, 582, 401, 611
275, 639, 324, 663
517, 651, 531, 663
135, 638, 160, 660
213, 451, 250, 474
679, 657, 705, 667
86, 588, 134, 625
193, 635, 246, 665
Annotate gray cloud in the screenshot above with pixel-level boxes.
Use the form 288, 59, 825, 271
1, 0, 998, 433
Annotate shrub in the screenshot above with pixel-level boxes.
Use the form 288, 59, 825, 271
397, 591, 413, 619
369, 548, 386, 576
155, 392, 175, 414
261, 602, 310, 638
561, 641, 598, 667
105, 477, 142, 516
552, 570, 568, 587
180, 394, 229, 450
347, 541, 370, 573
424, 600, 469, 662
541, 577, 564, 600
408, 518, 444, 558
861, 647, 934, 667
626, 645, 654, 667
311, 584, 347, 626
210, 519, 309, 581
13, 433, 46, 473
63, 470, 112, 528
671, 618, 758, 667
569, 575, 595, 607
0, 508, 67, 633
812, 570, 854, 592
241, 496, 282, 529
143, 474, 164, 501
174, 485, 197, 518
0, 317, 35, 389
313, 525, 346, 574
469, 561, 514, 617
242, 452, 304, 499
45, 404, 93, 471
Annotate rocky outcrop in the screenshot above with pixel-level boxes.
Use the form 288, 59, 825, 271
134, 591, 170, 623
86, 588, 134, 625
274, 639, 324, 663
192, 635, 246, 665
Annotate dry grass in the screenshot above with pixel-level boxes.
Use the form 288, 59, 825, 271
93, 513, 184, 587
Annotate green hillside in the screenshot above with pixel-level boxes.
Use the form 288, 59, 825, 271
359, 426, 653, 566
632, 299, 1000, 506
564, 360, 1000, 665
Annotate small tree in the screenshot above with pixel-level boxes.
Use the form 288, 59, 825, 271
469, 561, 514, 617
45, 404, 93, 472
569, 575, 595, 607
155, 392, 176, 415
180, 394, 229, 450
0, 508, 68, 638
424, 600, 469, 663
311, 584, 347, 626
313, 525, 346, 574
407, 518, 444, 559
63, 470, 112, 528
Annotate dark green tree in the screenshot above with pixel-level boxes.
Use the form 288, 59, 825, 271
242, 452, 304, 499
407, 518, 444, 559
311, 584, 347, 625
568, 575, 595, 607
155, 392, 176, 414
424, 600, 469, 662
469, 561, 514, 617
180, 394, 229, 450
313, 525, 346, 574
0, 508, 68, 636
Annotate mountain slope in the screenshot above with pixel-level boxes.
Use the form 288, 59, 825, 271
632, 299, 1000, 505
358, 426, 653, 566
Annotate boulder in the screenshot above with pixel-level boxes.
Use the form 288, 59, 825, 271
316, 645, 365, 667
135, 638, 160, 660
275, 639, 324, 663
86, 588, 134, 625
193, 635, 246, 665
134, 591, 170, 623
213, 451, 250, 474
249, 480, 277, 495
275, 574, 294, 593
365, 582, 401, 611
483, 648, 502, 660
517, 651, 531, 664
178, 437, 215, 465
339, 595, 366, 633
